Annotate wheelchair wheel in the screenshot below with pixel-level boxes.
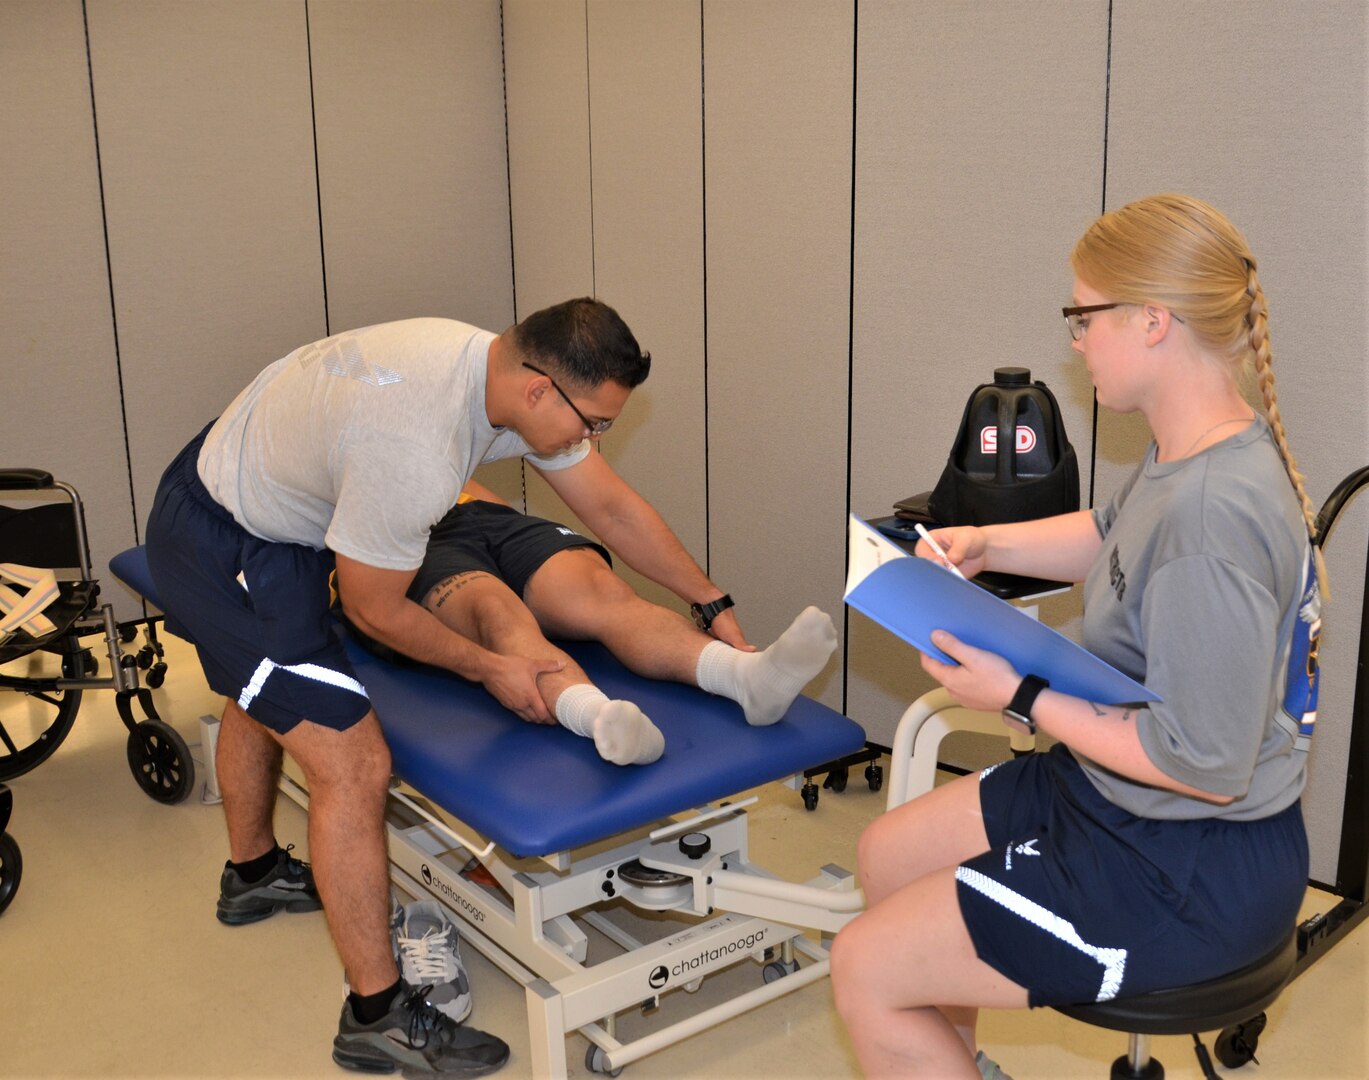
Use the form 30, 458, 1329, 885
0, 640, 85, 782
126, 719, 195, 804
0, 831, 21, 915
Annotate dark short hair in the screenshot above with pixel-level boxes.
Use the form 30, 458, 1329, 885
511, 298, 651, 389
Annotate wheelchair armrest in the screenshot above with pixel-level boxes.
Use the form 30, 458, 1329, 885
0, 469, 55, 489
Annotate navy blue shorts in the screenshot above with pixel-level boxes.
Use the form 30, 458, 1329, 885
144, 424, 371, 735
408, 500, 610, 605
956, 744, 1307, 1008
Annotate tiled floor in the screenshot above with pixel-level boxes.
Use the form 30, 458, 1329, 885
2, 634, 1366, 1078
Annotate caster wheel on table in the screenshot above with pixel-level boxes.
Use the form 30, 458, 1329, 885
586, 1044, 623, 1076
763, 958, 800, 983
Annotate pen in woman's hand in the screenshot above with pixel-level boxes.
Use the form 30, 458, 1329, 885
914, 523, 968, 580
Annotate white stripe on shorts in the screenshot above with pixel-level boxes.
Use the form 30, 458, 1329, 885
237, 658, 369, 713
956, 865, 1127, 1001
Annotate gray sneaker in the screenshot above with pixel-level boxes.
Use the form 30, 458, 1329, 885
216, 845, 322, 925
976, 1050, 1015, 1080
398, 902, 473, 1023
332, 982, 509, 1076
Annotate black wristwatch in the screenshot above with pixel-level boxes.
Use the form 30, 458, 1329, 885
690, 594, 735, 631
1003, 674, 1050, 734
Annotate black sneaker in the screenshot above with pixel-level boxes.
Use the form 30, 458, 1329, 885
216, 844, 323, 925
333, 982, 510, 1076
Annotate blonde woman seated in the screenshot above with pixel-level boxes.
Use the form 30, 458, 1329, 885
830, 195, 1323, 1080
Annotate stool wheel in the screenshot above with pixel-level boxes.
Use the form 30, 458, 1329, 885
824, 766, 848, 793
800, 781, 818, 811
1214, 1013, 1266, 1068
1110, 1055, 1163, 1080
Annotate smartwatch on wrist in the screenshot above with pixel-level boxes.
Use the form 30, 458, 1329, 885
1003, 674, 1050, 734
690, 594, 734, 632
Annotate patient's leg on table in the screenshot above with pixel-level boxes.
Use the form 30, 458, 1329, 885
422, 571, 662, 765
523, 548, 837, 725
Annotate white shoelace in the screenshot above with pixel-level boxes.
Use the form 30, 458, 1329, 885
399, 926, 459, 982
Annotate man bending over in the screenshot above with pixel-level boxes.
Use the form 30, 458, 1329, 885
347, 482, 837, 765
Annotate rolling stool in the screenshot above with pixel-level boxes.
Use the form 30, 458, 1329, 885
1053, 929, 1296, 1079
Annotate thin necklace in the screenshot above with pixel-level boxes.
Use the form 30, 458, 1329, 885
1176, 414, 1253, 459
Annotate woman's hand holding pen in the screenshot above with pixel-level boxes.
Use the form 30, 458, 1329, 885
915, 525, 990, 579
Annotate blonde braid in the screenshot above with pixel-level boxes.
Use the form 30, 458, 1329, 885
1247, 260, 1329, 595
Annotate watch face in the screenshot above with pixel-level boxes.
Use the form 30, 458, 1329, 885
1003, 708, 1035, 733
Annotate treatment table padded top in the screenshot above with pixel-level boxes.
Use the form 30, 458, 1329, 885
110, 546, 867, 857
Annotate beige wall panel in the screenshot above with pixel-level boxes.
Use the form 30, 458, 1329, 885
580, 0, 705, 610
847, 1, 1107, 741
703, 0, 853, 710
86, 0, 326, 536
1103, 0, 1369, 885
503, 0, 595, 316
308, 0, 513, 334
501, 0, 595, 511
1, 1, 138, 607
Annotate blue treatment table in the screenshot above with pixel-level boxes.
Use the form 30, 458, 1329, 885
110, 545, 868, 1077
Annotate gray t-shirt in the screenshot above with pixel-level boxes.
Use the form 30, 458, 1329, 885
1078, 418, 1316, 821
198, 318, 589, 570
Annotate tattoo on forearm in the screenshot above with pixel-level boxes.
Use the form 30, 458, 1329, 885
1089, 701, 1106, 716
1121, 709, 1133, 723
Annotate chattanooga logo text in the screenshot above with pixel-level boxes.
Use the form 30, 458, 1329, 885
420, 863, 486, 922
669, 929, 768, 978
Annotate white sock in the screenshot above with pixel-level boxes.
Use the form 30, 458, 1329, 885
555, 684, 664, 766
695, 606, 837, 726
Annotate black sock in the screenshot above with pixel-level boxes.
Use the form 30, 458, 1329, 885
228, 845, 281, 884
350, 979, 402, 1025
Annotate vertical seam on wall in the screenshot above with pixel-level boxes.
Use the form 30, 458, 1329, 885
500, 0, 518, 324
498, 1, 527, 509
582, 2, 603, 475
840, 0, 859, 716
81, 0, 141, 548
584, 1, 597, 297
304, 0, 330, 337
700, 0, 711, 575
1088, 0, 1115, 511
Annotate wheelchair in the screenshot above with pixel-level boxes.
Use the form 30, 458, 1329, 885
0, 468, 196, 822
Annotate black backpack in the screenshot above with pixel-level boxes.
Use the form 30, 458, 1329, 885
928, 367, 1080, 527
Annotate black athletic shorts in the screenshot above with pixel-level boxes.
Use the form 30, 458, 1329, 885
408, 500, 611, 605
956, 744, 1307, 1008
144, 423, 371, 735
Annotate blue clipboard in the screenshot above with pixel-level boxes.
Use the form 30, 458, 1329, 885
845, 524, 1157, 706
